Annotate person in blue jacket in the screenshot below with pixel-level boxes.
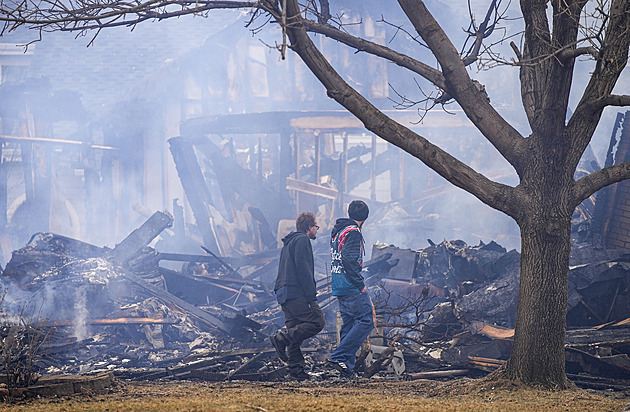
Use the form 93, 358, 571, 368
271, 211, 325, 380
326, 200, 374, 377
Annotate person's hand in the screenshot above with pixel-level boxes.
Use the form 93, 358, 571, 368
361, 286, 367, 293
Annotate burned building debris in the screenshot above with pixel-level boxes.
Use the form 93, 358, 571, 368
0, 202, 629, 393
0, 110, 629, 394
0, 0, 628, 398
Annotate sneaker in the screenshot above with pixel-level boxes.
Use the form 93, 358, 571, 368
270, 333, 288, 363
326, 358, 351, 377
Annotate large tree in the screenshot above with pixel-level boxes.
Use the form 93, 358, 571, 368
2, 0, 630, 388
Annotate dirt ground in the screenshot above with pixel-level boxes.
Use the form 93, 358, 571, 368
0, 376, 628, 411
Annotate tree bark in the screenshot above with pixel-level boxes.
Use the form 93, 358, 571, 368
493, 213, 572, 388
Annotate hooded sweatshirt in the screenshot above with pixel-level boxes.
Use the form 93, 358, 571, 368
330, 218, 365, 296
274, 231, 316, 304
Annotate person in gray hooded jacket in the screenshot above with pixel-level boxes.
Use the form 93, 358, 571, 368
271, 211, 325, 380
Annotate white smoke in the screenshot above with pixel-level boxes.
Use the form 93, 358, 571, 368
71, 286, 89, 341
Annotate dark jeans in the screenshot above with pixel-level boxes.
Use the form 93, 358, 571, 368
328, 291, 374, 372
280, 297, 325, 373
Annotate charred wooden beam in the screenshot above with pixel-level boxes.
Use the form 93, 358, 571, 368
200, 245, 241, 278
61, 318, 175, 326
409, 369, 470, 379
222, 249, 280, 268
285, 177, 339, 200
567, 373, 630, 391
168, 137, 222, 254
226, 352, 265, 380
157, 252, 223, 268
468, 355, 503, 372
121, 270, 232, 334
565, 347, 630, 379
109, 211, 173, 264
0, 371, 115, 398
119, 348, 278, 381
192, 138, 292, 231
159, 266, 269, 309
226, 368, 289, 381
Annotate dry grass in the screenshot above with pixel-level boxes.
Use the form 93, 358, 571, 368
0, 377, 627, 411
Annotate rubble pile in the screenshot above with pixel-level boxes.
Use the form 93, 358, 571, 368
0, 211, 629, 390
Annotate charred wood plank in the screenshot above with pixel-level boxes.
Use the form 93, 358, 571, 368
177, 260, 273, 295
201, 274, 270, 288
228, 368, 289, 381
409, 369, 470, 379
566, 324, 630, 346
180, 370, 226, 381
123, 348, 277, 381
217, 304, 263, 332
566, 347, 630, 379
109, 211, 173, 264
193, 139, 292, 231
285, 177, 338, 199
45, 318, 175, 327
223, 249, 280, 268
248, 206, 277, 251
0, 371, 115, 398
200, 245, 241, 278
566, 373, 630, 391
227, 352, 266, 380
115, 368, 172, 381
168, 137, 221, 254
120, 270, 232, 334
159, 267, 269, 313
188, 367, 289, 382
468, 356, 503, 372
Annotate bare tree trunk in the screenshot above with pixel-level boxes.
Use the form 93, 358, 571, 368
493, 208, 572, 388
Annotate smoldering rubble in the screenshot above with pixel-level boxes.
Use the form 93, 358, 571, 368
0, 209, 629, 392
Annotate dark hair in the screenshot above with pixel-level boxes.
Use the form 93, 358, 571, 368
296, 212, 316, 233
348, 200, 369, 221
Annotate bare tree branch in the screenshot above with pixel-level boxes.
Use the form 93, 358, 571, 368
558, 46, 598, 62
283, 0, 522, 219
302, 19, 447, 90
567, 0, 630, 168
387, 79, 453, 123
0, 1, 258, 33
573, 161, 630, 207
398, 0, 525, 173
315, 0, 329, 24
578, 94, 630, 113
461, 0, 510, 66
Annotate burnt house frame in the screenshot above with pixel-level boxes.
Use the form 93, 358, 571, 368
0, 4, 528, 265
173, 110, 418, 253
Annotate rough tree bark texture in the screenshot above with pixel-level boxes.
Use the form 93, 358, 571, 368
494, 137, 575, 388
502, 215, 572, 388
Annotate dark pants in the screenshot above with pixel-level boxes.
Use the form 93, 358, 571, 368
279, 297, 325, 373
